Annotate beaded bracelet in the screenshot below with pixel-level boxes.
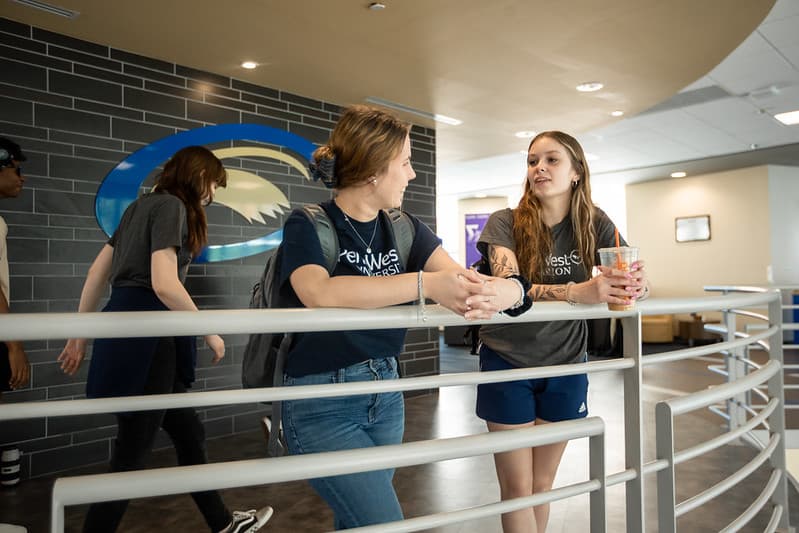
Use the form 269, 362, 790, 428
417, 270, 427, 322
565, 281, 578, 306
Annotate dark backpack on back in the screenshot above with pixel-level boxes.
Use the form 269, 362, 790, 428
241, 204, 415, 456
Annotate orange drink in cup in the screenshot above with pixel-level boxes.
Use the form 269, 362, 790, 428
598, 246, 639, 311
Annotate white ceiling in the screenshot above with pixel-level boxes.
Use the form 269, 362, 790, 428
440, 0, 799, 197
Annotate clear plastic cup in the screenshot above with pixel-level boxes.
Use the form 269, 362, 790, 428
598, 246, 639, 311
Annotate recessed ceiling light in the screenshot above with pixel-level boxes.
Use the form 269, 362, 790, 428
514, 131, 536, 138
584, 152, 599, 161
774, 109, 799, 125
670, 171, 687, 178
241, 61, 258, 69
364, 96, 462, 125
610, 110, 624, 117
576, 82, 603, 92
11, 0, 79, 18
369, 2, 386, 10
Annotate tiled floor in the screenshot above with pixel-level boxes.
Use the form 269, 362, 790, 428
1, 338, 797, 532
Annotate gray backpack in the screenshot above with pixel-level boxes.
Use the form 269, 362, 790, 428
241, 204, 415, 456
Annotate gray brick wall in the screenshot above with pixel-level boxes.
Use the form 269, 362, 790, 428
0, 17, 439, 479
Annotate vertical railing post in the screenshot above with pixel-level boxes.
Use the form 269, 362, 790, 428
655, 401, 676, 533
589, 428, 607, 533
768, 293, 790, 530
723, 309, 744, 431
51, 481, 64, 533
621, 313, 644, 532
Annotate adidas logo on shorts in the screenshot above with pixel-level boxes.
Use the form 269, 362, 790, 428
578, 402, 587, 414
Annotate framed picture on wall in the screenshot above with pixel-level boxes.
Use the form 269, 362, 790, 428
675, 215, 711, 242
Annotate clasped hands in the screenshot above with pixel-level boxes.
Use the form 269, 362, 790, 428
426, 269, 521, 320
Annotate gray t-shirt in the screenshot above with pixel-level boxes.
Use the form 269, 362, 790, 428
477, 207, 624, 367
108, 192, 192, 287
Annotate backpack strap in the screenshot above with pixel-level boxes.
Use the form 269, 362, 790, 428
301, 204, 339, 275
383, 208, 415, 269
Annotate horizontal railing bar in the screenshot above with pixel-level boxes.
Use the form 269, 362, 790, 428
606, 468, 637, 487
0, 358, 632, 422
726, 309, 769, 322
642, 459, 670, 476
52, 418, 605, 507
704, 285, 771, 294
665, 361, 780, 416
0, 293, 779, 342
642, 327, 777, 367
765, 504, 784, 533
675, 435, 779, 517
348, 480, 602, 533
719, 469, 782, 533
708, 405, 732, 421
675, 399, 777, 464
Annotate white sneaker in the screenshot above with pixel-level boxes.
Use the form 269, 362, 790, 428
219, 506, 273, 533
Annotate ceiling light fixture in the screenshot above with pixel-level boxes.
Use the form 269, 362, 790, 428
11, 0, 79, 18
474, 193, 487, 198
514, 131, 536, 138
774, 109, 799, 125
610, 110, 624, 117
364, 96, 462, 126
369, 2, 386, 10
670, 171, 687, 178
241, 61, 258, 69
576, 81, 603, 92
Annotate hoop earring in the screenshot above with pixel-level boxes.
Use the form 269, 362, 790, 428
571, 180, 579, 189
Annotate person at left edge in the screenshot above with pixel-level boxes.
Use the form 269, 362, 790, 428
0, 137, 31, 533
0, 137, 29, 396
57, 146, 272, 533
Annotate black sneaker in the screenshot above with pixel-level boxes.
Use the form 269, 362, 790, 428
219, 506, 273, 532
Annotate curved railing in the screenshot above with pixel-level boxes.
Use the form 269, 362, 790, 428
0, 291, 789, 532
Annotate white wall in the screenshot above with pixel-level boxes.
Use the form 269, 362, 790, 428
768, 165, 799, 284
626, 166, 771, 297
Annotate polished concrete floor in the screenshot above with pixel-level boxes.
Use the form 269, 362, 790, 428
1, 339, 797, 532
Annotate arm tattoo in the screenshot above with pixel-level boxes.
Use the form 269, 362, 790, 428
489, 246, 518, 278
531, 284, 568, 301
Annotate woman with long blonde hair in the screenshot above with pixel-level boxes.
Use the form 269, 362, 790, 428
477, 131, 649, 533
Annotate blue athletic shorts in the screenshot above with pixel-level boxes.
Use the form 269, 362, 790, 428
476, 344, 589, 425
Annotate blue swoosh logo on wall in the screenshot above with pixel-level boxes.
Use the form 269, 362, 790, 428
95, 124, 316, 263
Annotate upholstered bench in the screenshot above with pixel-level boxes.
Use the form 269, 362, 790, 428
641, 314, 674, 343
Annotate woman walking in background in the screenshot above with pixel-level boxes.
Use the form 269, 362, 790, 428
58, 146, 272, 533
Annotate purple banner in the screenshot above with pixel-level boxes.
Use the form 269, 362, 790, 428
465, 213, 490, 267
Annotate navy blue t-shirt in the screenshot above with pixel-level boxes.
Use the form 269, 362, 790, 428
280, 200, 441, 377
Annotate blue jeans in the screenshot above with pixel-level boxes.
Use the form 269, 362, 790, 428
282, 357, 404, 529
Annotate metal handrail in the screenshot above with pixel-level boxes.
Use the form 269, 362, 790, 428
52, 418, 607, 533
0, 290, 784, 532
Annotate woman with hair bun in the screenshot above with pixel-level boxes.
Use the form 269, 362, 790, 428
279, 105, 527, 529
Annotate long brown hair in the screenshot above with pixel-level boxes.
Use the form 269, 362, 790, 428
313, 105, 410, 189
512, 131, 596, 282
154, 146, 227, 255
